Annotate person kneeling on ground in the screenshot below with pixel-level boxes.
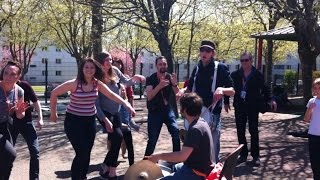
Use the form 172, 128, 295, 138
147, 93, 214, 180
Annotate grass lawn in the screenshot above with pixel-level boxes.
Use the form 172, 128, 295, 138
32, 86, 45, 93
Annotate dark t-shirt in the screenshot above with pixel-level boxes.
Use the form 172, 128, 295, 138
146, 73, 174, 112
184, 118, 214, 175
187, 60, 233, 114
16, 81, 38, 121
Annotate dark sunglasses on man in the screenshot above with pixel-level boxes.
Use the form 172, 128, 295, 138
199, 47, 213, 53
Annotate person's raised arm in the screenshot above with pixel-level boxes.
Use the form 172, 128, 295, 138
97, 80, 136, 116
146, 77, 169, 101
33, 100, 43, 130
304, 100, 315, 123
50, 79, 75, 122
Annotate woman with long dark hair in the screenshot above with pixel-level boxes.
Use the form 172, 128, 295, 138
0, 61, 28, 180
95, 52, 144, 179
50, 58, 135, 180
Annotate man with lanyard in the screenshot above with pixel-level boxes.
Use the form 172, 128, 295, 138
230, 52, 276, 166
144, 56, 181, 158
185, 40, 234, 163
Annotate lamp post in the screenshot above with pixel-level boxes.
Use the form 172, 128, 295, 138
139, 60, 144, 99
44, 59, 48, 104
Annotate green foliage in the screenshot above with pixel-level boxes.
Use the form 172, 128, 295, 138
284, 70, 297, 93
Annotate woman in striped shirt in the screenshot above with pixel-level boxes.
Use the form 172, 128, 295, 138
50, 58, 135, 180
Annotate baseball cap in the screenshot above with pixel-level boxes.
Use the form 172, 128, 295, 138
200, 40, 216, 50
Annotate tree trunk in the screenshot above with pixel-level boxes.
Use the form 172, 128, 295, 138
299, 47, 315, 105
91, 0, 103, 59
156, 36, 173, 73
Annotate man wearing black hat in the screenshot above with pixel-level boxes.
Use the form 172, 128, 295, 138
185, 40, 234, 163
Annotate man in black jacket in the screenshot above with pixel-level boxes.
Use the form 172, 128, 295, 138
230, 52, 276, 167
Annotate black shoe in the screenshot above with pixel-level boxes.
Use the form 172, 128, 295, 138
252, 158, 261, 167
237, 156, 247, 164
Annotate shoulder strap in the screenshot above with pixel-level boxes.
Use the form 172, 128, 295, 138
211, 61, 219, 93
191, 65, 199, 92
13, 84, 18, 105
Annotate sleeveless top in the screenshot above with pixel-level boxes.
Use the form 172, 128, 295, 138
66, 80, 98, 116
0, 84, 24, 123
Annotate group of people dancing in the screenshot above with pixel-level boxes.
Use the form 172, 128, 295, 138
0, 39, 319, 180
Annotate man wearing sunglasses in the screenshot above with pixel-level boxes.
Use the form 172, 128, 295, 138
185, 40, 235, 163
230, 52, 277, 167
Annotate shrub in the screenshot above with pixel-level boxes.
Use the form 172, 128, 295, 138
284, 70, 297, 93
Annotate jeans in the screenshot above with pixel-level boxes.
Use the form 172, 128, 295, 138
144, 106, 180, 156
10, 120, 40, 180
235, 106, 260, 159
0, 122, 16, 180
160, 163, 205, 180
308, 134, 320, 180
211, 113, 221, 163
64, 113, 96, 180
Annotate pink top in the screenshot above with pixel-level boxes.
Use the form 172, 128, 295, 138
66, 80, 98, 116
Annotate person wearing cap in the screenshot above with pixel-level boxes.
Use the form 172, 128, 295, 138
229, 52, 276, 167
185, 40, 234, 163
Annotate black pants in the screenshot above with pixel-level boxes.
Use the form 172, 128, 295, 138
64, 113, 96, 180
235, 105, 259, 158
10, 119, 40, 180
122, 129, 134, 166
308, 134, 320, 180
0, 122, 16, 180
100, 112, 123, 167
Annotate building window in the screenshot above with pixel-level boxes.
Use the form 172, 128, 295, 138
274, 65, 285, 69
56, 59, 61, 64
149, 64, 153, 69
42, 47, 48, 51
42, 71, 46, 76
30, 65, 37, 68
42, 58, 48, 63
287, 65, 291, 69
184, 64, 188, 69
56, 48, 61, 52
56, 71, 62, 76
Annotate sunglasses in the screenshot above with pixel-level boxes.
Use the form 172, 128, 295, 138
240, 59, 250, 62
200, 47, 212, 53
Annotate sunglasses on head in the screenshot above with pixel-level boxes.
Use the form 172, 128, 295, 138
240, 59, 250, 62
200, 47, 212, 53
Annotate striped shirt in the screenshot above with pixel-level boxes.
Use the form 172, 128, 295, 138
66, 80, 98, 116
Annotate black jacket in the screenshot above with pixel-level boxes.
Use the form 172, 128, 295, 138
231, 67, 271, 110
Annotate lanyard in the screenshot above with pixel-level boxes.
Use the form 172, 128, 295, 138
242, 69, 255, 91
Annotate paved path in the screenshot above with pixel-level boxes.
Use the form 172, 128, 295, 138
10, 99, 313, 179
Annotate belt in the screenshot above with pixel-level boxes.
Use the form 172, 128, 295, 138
192, 169, 207, 178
